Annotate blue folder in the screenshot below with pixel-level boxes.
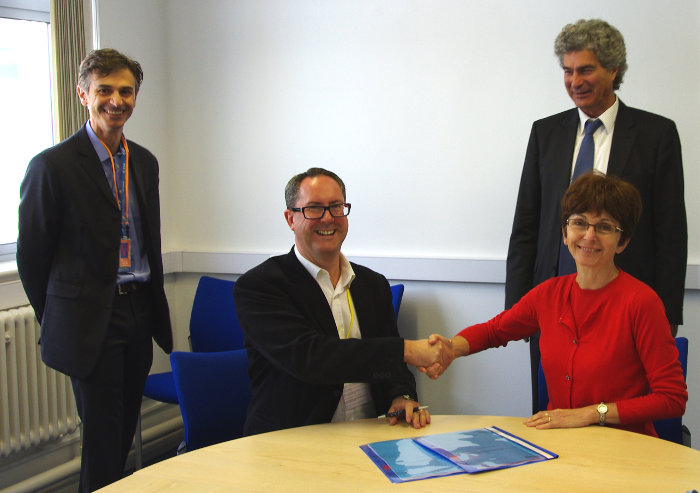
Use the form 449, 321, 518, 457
360, 426, 558, 483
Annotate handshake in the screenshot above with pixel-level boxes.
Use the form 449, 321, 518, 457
404, 334, 458, 379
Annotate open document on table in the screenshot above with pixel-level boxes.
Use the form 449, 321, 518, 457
360, 426, 558, 483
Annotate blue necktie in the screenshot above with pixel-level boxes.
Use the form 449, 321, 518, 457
571, 119, 603, 182
558, 119, 603, 275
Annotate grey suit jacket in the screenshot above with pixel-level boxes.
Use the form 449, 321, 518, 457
505, 101, 687, 324
17, 124, 172, 378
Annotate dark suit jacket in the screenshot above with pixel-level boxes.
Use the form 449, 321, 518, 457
17, 125, 173, 378
506, 101, 687, 324
233, 248, 417, 436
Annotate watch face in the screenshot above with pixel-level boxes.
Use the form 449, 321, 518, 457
598, 403, 608, 413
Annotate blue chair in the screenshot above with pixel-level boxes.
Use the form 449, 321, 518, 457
138, 276, 244, 465
654, 337, 689, 445
390, 284, 404, 321
170, 349, 252, 451
142, 371, 179, 405
143, 276, 244, 402
537, 337, 690, 446
189, 276, 245, 352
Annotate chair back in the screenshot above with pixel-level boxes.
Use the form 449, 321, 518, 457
190, 276, 245, 352
390, 284, 405, 322
170, 349, 252, 451
654, 337, 688, 444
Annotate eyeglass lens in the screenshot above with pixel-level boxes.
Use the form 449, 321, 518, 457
302, 204, 350, 219
567, 218, 618, 234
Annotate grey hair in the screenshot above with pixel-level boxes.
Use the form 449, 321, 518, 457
284, 168, 346, 209
554, 19, 627, 90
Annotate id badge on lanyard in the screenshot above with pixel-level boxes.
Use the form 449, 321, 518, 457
120, 237, 131, 268
99, 134, 132, 269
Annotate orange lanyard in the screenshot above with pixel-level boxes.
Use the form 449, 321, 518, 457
98, 135, 130, 234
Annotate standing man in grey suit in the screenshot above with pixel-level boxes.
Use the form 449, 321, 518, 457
505, 19, 687, 413
234, 168, 451, 436
17, 49, 172, 492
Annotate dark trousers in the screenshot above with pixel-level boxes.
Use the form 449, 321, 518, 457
70, 286, 154, 492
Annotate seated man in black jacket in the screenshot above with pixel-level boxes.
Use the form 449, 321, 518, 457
234, 167, 450, 436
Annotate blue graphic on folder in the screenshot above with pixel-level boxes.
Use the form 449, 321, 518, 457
360, 427, 557, 483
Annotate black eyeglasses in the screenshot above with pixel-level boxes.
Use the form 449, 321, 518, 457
290, 203, 351, 219
566, 217, 622, 235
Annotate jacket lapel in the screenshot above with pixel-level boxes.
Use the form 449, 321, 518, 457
607, 100, 634, 177
128, 146, 151, 234
74, 125, 119, 209
555, 109, 580, 191
347, 272, 374, 337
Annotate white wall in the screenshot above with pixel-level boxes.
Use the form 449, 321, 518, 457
93, 0, 700, 447
95, 0, 699, 261
120, 0, 700, 263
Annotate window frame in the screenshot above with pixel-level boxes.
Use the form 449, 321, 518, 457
0, 1, 50, 22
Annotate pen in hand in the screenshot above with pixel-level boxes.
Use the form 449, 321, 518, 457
378, 406, 429, 419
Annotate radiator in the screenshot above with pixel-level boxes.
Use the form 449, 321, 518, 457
0, 306, 79, 458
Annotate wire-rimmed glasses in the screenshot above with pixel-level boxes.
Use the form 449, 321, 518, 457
566, 217, 622, 235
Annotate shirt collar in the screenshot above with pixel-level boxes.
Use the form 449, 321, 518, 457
294, 246, 355, 290
577, 96, 619, 135
85, 120, 124, 161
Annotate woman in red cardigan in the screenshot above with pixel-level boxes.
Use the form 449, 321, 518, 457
426, 172, 686, 436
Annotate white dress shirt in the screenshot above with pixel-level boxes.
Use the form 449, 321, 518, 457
294, 248, 375, 422
571, 96, 620, 178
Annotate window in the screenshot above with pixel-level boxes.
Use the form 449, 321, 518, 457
0, 1, 52, 261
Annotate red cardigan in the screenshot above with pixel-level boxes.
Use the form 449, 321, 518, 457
458, 271, 687, 436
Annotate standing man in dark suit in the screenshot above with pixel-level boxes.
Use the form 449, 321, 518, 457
17, 49, 172, 492
505, 19, 687, 413
233, 168, 450, 436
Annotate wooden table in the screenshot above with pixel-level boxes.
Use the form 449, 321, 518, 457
99, 415, 700, 492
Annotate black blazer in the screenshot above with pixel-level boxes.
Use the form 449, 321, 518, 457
17, 125, 173, 378
506, 101, 687, 324
233, 248, 417, 436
